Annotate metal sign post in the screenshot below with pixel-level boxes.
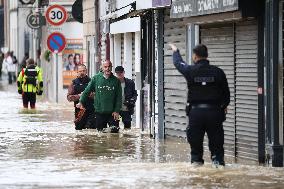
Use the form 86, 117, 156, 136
45, 4, 68, 104
54, 50, 59, 103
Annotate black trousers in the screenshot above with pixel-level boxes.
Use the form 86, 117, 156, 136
120, 111, 132, 128
187, 107, 224, 164
8, 72, 16, 84
95, 113, 119, 131
22, 92, 36, 109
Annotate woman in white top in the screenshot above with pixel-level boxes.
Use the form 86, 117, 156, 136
3, 52, 17, 84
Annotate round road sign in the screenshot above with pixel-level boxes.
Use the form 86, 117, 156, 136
27, 12, 40, 29
45, 5, 68, 26
47, 32, 66, 53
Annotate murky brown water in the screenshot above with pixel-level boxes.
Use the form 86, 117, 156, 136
0, 81, 284, 189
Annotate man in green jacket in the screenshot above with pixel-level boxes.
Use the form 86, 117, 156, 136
77, 60, 122, 132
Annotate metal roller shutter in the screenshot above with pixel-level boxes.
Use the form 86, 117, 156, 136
132, 32, 135, 80
131, 32, 136, 125
121, 34, 124, 66
163, 9, 187, 138
235, 20, 258, 161
200, 24, 236, 157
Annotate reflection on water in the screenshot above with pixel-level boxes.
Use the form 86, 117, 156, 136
0, 84, 284, 188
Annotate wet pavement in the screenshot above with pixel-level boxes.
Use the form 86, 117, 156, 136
0, 79, 284, 189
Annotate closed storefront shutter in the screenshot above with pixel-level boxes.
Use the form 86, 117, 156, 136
200, 20, 259, 161
200, 24, 236, 157
121, 34, 124, 66
132, 33, 136, 80
235, 20, 258, 161
131, 32, 136, 125
163, 9, 187, 137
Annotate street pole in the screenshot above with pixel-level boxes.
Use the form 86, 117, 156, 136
55, 50, 58, 103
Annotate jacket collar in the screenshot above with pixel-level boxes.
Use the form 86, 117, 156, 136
195, 59, 209, 66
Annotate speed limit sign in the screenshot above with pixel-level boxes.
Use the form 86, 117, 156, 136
45, 5, 68, 26
27, 12, 40, 29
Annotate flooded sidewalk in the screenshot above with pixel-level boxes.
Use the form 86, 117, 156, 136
0, 82, 284, 188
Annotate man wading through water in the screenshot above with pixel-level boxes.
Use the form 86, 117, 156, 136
67, 64, 95, 130
77, 60, 122, 133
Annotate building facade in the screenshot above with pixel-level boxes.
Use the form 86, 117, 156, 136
77, 0, 284, 166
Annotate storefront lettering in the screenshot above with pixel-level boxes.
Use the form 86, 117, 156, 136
198, 0, 219, 12
171, 0, 239, 18
223, 0, 236, 6
172, 2, 193, 14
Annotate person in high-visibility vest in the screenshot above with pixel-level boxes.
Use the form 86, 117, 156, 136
17, 58, 43, 109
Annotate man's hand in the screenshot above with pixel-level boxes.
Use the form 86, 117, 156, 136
169, 44, 178, 52
112, 112, 120, 121
76, 102, 85, 109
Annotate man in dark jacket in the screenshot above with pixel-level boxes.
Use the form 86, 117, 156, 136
170, 43, 230, 167
67, 64, 95, 130
77, 60, 122, 133
115, 66, 137, 129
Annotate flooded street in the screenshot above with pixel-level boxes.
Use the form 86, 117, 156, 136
0, 82, 284, 189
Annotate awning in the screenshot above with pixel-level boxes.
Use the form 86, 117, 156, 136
110, 17, 140, 34
170, 0, 239, 18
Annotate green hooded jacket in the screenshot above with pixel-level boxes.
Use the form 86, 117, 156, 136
80, 72, 122, 114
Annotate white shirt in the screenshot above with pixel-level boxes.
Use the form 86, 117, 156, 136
3, 56, 16, 72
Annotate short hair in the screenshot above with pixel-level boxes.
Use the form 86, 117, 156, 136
193, 44, 208, 58
26, 58, 35, 65
77, 64, 87, 70
103, 60, 112, 65
68, 54, 73, 59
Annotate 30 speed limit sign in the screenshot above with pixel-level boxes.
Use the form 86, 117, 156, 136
45, 5, 68, 26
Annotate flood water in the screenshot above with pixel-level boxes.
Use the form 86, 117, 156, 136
0, 81, 284, 189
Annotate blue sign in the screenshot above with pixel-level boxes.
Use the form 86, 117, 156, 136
47, 32, 66, 53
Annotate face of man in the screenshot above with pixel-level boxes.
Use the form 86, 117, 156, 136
102, 61, 112, 77
68, 55, 74, 64
77, 65, 87, 78
192, 53, 198, 64
115, 71, 125, 81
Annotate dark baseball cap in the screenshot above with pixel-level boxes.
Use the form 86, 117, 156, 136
115, 66, 124, 73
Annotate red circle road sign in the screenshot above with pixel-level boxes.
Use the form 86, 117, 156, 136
47, 32, 66, 53
45, 4, 68, 26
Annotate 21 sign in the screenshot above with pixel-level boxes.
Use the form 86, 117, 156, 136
26, 12, 40, 29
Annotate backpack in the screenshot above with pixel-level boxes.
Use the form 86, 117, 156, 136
23, 65, 38, 86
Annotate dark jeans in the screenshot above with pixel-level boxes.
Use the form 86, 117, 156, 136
8, 72, 16, 84
120, 111, 132, 129
22, 92, 36, 109
95, 113, 119, 131
187, 107, 224, 165
75, 108, 96, 130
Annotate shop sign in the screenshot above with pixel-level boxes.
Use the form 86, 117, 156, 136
171, 0, 239, 18
152, 0, 171, 7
